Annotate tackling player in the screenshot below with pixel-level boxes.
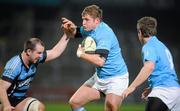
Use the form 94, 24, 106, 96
0, 31, 69, 111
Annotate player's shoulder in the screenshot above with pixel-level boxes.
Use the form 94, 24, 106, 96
99, 22, 115, 36
5, 55, 22, 70
99, 22, 112, 31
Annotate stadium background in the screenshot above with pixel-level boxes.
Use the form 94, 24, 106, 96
0, 0, 179, 110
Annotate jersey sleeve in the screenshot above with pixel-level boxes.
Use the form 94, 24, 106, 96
142, 45, 157, 63
1, 59, 21, 83
38, 51, 47, 63
96, 34, 111, 51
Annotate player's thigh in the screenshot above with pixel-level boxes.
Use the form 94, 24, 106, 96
145, 97, 168, 111
70, 85, 101, 104
105, 93, 123, 107
15, 97, 45, 111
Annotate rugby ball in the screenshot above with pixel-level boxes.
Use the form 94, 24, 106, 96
81, 36, 96, 53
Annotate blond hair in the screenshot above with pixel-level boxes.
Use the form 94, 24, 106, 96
82, 5, 103, 20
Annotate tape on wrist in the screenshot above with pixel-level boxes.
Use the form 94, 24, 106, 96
77, 50, 83, 58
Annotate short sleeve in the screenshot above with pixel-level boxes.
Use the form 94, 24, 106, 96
142, 46, 157, 63
38, 51, 47, 63
96, 33, 111, 51
1, 59, 21, 83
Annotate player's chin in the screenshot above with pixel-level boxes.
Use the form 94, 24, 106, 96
83, 27, 90, 31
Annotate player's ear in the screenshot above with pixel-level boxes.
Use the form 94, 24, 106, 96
95, 18, 100, 24
26, 49, 31, 56
138, 29, 141, 34
138, 29, 143, 36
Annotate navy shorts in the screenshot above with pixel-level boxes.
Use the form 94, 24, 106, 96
8, 96, 26, 107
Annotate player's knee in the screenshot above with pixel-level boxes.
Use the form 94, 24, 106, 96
106, 100, 118, 111
38, 102, 45, 111
68, 98, 80, 108
24, 98, 45, 111
68, 98, 75, 106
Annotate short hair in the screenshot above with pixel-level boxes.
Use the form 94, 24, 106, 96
137, 16, 157, 37
81, 5, 103, 20
24, 38, 45, 52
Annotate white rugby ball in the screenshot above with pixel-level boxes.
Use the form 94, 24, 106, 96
81, 36, 96, 53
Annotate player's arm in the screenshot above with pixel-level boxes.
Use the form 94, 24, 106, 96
122, 60, 154, 98
45, 33, 69, 62
80, 53, 105, 67
61, 17, 83, 39
77, 45, 108, 67
61, 17, 78, 38
0, 79, 14, 110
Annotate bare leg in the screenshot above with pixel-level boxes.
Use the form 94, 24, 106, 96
69, 84, 101, 109
105, 93, 123, 111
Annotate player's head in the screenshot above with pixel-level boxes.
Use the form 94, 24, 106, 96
81, 5, 103, 31
137, 16, 157, 38
24, 38, 45, 63
137, 16, 157, 44
82, 5, 103, 20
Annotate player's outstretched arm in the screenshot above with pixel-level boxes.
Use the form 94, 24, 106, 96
45, 33, 69, 62
122, 61, 154, 98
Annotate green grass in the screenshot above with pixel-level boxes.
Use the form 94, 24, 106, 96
45, 103, 145, 111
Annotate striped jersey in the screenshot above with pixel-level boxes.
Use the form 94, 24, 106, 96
1, 52, 46, 99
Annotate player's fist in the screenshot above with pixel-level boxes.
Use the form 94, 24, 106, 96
122, 86, 136, 99
61, 17, 77, 38
141, 87, 151, 100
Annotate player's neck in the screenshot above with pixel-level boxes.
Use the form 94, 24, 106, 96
143, 36, 152, 44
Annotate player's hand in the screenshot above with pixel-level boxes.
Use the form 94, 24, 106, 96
61, 17, 77, 38
141, 87, 151, 100
3, 105, 15, 111
76, 44, 85, 58
122, 87, 136, 99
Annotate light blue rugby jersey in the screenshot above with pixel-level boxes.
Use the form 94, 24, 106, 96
142, 36, 180, 88
80, 22, 128, 79
1, 52, 46, 99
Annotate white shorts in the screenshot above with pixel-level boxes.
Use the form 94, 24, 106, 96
148, 87, 180, 111
84, 72, 129, 96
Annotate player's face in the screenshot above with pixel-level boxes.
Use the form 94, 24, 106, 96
82, 14, 100, 31
29, 44, 44, 63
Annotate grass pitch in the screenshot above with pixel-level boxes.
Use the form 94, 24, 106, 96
45, 103, 145, 111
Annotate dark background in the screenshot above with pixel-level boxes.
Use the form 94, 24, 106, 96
0, 0, 180, 104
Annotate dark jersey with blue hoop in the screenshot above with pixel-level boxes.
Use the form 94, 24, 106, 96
1, 51, 47, 100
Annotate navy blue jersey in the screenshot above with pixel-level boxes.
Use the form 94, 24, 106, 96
1, 51, 47, 99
